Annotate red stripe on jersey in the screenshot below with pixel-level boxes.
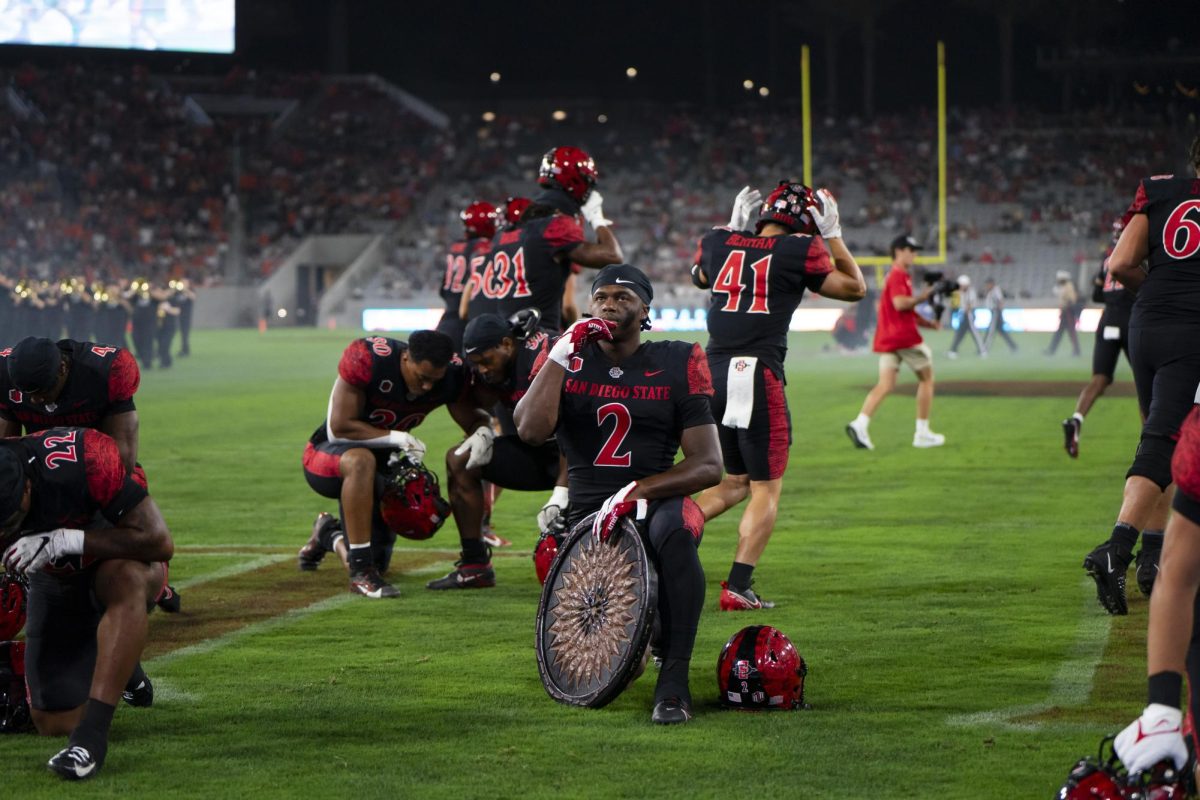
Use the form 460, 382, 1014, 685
338, 339, 374, 388
542, 214, 585, 253
687, 343, 714, 397
303, 442, 343, 479
1129, 181, 1150, 215
107, 348, 140, 403
763, 369, 789, 480
681, 496, 705, 543
690, 237, 704, 271
1173, 407, 1200, 503
131, 464, 148, 490
529, 345, 551, 381
804, 235, 834, 276
83, 429, 126, 507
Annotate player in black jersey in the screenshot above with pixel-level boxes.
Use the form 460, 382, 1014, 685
691, 183, 866, 610
300, 330, 490, 599
470, 146, 623, 333
428, 314, 561, 589
0, 336, 179, 618
1082, 135, 1200, 614
1063, 216, 1139, 459
439, 201, 497, 351
514, 264, 722, 724
0, 428, 173, 780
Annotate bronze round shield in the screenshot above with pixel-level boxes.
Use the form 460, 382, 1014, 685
535, 513, 657, 708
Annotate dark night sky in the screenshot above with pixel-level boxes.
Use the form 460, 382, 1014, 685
5, 0, 1199, 113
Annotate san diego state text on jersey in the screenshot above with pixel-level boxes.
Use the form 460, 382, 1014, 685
696, 228, 832, 369
1126, 176, 1200, 326
554, 340, 714, 517
0, 341, 138, 432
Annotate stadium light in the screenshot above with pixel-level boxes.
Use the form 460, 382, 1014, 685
482, 111, 496, 122
277, 308, 287, 319
552, 109, 567, 121
743, 79, 754, 90
759, 86, 770, 97
625, 66, 637, 78
597, 114, 608, 124
489, 71, 501, 83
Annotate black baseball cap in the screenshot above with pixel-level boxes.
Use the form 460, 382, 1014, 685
0, 446, 26, 526
462, 314, 513, 354
8, 337, 62, 393
890, 234, 923, 254
590, 263, 653, 305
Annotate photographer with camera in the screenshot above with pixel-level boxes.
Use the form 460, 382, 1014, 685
846, 235, 946, 450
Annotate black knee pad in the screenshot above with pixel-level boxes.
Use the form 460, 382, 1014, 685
1127, 433, 1176, 490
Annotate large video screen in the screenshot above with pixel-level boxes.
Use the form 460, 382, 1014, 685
0, 1, 235, 53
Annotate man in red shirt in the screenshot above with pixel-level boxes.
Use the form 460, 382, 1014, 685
846, 235, 945, 449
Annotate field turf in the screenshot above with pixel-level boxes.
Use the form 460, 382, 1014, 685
3, 328, 1153, 798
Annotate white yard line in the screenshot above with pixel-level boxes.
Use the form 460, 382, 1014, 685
944, 580, 1113, 731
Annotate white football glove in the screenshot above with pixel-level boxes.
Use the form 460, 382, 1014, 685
3, 529, 84, 574
580, 191, 613, 230
809, 187, 842, 240
727, 186, 762, 231
387, 430, 427, 464
538, 486, 570, 534
454, 425, 496, 470
1114, 703, 1189, 776
548, 317, 616, 369
591, 481, 647, 541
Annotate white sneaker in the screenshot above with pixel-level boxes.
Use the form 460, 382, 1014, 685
913, 431, 946, 448
845, 420, 874, 450
945, 351, 958, 359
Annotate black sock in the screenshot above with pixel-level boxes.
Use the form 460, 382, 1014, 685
68, 698, 115, 763
124, 662, 146, 692
319, 518, 342, 551
1110, 522, 1139, 558
653, 529, 705, 703
347, 543, 373, 573
727, 562, 754, 592
1141, 530, 1165, 552
461, 538, 489, 564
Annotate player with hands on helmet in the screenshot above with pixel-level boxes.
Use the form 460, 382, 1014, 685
515, 263, 722, 724
694, 181, 865, 611
300, 331, 491, 598
430, 313, 564, 590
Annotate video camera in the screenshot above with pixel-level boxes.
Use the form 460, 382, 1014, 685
921, 270, 959, 322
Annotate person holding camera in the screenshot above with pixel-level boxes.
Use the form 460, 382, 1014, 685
846, 235, 945, 450
1046, 270, 1082, 357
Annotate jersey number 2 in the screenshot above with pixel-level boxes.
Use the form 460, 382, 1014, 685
594, 403, 632, 468
712, 251, 771, 313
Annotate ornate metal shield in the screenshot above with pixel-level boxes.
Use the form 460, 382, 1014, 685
535, 513, 657, 708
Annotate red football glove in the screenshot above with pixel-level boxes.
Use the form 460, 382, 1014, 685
548, 317, 616, 369
591, 481, 647, 541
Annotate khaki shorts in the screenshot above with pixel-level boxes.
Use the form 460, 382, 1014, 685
880, 344, 933, 372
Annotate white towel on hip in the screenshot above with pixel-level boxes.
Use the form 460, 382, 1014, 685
721, 356, 758, 429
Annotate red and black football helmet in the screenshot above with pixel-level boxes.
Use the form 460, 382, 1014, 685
0, 639, 30, 733
0, 572, 27, 640
756, 181, 818, 235
461, 201, 499, 239
532, 513, 568, 585
1057, 736, 1193, 800
717, 625, 807, 710
504, 196, 532, 229
379, 459, 451, 541
538, 146, 598, 204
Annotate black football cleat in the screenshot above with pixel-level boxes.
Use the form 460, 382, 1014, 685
349, 568, 399, 599
155, 584, 181, 613
651, 697, 694, 725
122, 675, 154, 708
299, 512, 338, 571
1083, 541, 1131, 615
1135, 545, 1161, 598
1062, 417, 1081, 458
426, 560, 496, 590
48, 745, 102, 780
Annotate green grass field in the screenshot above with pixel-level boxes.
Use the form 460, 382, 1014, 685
2, 327, 1155, 798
